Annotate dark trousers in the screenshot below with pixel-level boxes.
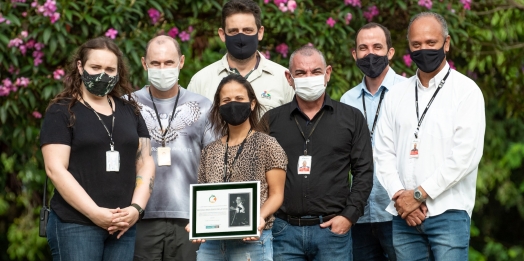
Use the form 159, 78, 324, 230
351, 221, 396, 261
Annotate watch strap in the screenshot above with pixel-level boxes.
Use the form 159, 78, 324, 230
131, 203, 145, 222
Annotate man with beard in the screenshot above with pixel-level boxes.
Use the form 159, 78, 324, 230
188, 0, 293, 112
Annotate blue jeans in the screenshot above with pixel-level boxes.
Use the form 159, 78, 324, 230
393, 210, 470, 261
351, 221, 396, 261
47, 210, 136, 261
272, 217, 352, 261
196, 229, 273, 261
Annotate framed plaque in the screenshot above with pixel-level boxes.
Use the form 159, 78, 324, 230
189, 181, 260, 240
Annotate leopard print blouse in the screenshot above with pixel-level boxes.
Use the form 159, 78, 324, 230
198, 131, 288, 229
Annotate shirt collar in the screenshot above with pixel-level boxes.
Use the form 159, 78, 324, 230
289, 93, 334, 116
216, 51, 275, 76
357, 66, 397, 98
415, 62, 451, 90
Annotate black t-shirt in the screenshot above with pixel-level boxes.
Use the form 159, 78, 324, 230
40, 97, 150, 225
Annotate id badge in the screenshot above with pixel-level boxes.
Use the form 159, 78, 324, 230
106, 150, 120, 172
297, 155, 312, 175
157, 147, 171, 166
409, 139, 419, 158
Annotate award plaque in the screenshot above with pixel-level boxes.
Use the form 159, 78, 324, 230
189, 181, 260, 240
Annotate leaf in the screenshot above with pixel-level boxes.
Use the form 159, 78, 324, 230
43, 27, 52, 44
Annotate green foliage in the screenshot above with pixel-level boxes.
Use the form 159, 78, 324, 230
0, 0, 523, 260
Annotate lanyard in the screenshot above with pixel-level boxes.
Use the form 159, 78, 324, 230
149, 86, 180, 147
83, 96, 115, 151
361, 88, 386, 139
223, 128, 253, 182
293, 110, 325, 155
414, 68, 451, 139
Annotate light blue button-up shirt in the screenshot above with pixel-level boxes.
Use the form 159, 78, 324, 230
340, 67, 407, 223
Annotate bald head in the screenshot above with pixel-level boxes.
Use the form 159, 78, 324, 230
145, 35, 182, 61
407, 12, 448, 40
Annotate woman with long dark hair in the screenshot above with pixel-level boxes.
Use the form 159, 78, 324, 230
40, 37, 155, 260
191, 74, 287, 261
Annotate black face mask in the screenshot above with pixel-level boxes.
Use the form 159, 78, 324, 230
410, 40, 447, 73
219, 101, 252, 126
356, 53, 389, 78
225, 33, 259, 60
81, 70, 119, 97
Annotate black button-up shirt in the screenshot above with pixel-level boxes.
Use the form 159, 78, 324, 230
264, 94, 373, 224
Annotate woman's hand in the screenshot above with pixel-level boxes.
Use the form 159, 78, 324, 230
185, 223, 206, 244
107, 206, 140, 238
243, 216, 265, 241
90, 207, 129, 230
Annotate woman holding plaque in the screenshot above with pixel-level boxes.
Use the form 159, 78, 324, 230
40, 37, 155, 261
193, 74, 287, 260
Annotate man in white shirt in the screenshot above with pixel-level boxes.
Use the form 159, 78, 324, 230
187, 0, 294, 112
374, 12, 485, 260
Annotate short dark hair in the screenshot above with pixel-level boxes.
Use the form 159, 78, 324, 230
222, 0, 262, 30
209, 74, 265, 137
355, 22, 392, 50
145, 35, 182, 60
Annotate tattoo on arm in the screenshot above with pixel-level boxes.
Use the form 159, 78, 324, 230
136, 176, 143, 188
136, 138, 152, 163
149, 177, 154, 194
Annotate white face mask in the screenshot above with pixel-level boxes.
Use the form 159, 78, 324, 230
292, 74, 326, 101
147, 66, 180, 92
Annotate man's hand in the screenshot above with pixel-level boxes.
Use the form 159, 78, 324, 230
394, 189, 422, 218
320, 216, 352, 235
404, 203, 428, 226
243, 216, 266, 241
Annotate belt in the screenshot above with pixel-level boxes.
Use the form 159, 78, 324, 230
275, 212, 337, 226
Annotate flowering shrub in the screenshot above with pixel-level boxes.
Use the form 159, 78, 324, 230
1, 1, 524, 260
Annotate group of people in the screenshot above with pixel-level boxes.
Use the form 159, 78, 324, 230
40, 0, 485, 261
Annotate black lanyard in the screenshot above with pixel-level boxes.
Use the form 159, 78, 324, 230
223, 128, 253, 182
149, 86, 180, 147
293, 110, 325, 155
414, 68, 451, 139
83, 96, 115, 150
361, 88, 386, 139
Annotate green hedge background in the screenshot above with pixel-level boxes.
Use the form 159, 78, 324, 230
0, 0, 523, 260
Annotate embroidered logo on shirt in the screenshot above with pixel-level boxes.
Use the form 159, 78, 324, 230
261, 91, 271, 100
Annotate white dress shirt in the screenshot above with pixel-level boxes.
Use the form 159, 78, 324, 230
374, 62, 485, 217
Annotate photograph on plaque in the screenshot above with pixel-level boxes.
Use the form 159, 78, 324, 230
189, 181, 260, 240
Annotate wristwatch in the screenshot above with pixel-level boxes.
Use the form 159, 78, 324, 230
414, 187, 426, 203
131, 203, 145, 222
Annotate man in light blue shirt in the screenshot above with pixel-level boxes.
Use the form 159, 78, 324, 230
340, 23, 406, 261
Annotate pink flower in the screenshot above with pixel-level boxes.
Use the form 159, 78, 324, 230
279, 3, 288, 12
307, 42, 314, 46
2, 79, 13, 88
363, 6, 379, 22
274, 0, 287, 4
179, 31, 190, 42
418, 0, 433, 9
33, 50, 44, 59
34, 42, 44, 50
344, 0, 361, 7
15, 77, 30, 87
25, 39, 35, 49
8, 66, 19, 75
53, 69, 65, 80
32, 111, 42, 119
21, 31, 28, 38
275, 43, 289, 58
168, 27, 179, 38
287, 0, 297, 12
262, 50, 270, 59
105, 28, 118, 39
402, 72, 407, 77
403, 54, 412, 67
8, 38, 23, 48
326, 17, 336, 27
148, 8, 161, 24
448, 60, 456, 70
31, 1, 38, 7
188, 26, 194, 33
34, 56, 43, 66
345, 13, 353, 25
22, 12, 27, 17
19, 45, 27, 55
264, 0, 269, 3
42, 0, 57, 16
460, 0, 471, 10
0, 86, 9, 96
50, 12, 60, 23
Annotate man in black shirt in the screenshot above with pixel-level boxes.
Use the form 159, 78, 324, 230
264, 46, 373, 261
